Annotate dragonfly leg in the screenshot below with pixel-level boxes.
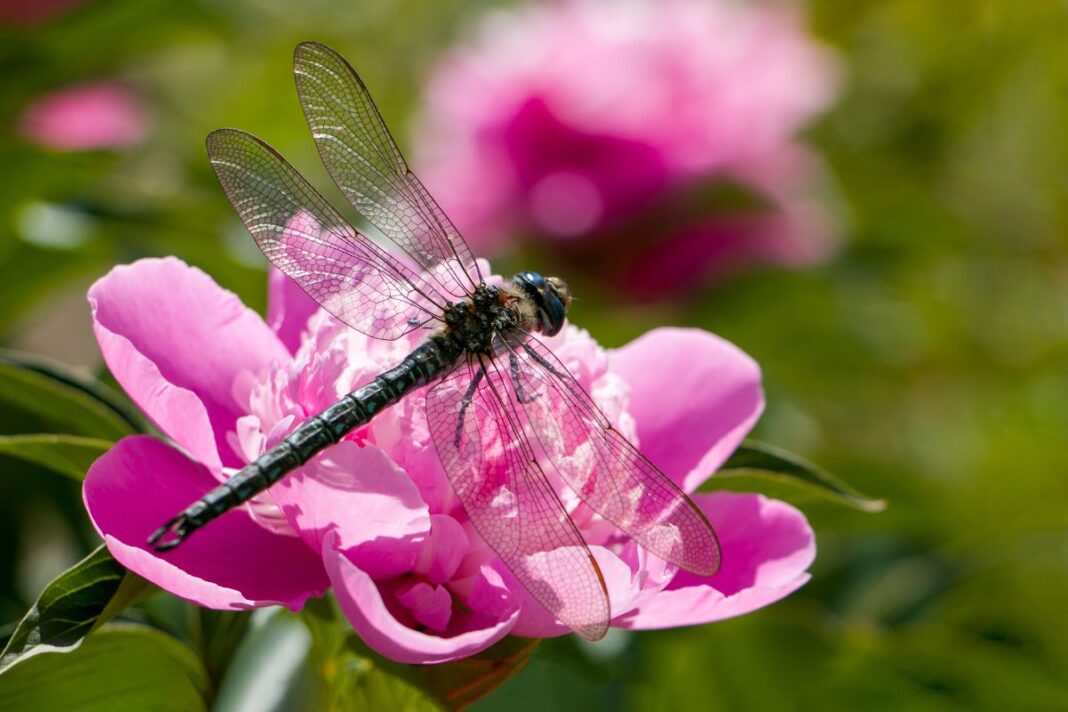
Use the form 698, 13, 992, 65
522, 343, 570, 380
454, 367, 485, 447
509, 352, 540, 404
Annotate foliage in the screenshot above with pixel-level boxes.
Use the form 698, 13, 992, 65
0, 625, 211, 712
712, 439, 885, 512
0, 545, 151, 672
0, 0, 1066, 709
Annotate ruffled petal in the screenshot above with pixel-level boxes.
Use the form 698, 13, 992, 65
610, 327, 763, 492
269, 441, 431, 579
616, 493, 814, 629
84, 436, 328, 610
324, 532, 518, 664
503, 545, 662, 639
88, 258, 290, 469
267, 267, 320, 355
413, 514, 469, 585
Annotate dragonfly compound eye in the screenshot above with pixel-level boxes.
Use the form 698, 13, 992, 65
513, 271, 567, 336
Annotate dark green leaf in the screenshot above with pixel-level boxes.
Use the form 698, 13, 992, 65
0, 624, 211, 712
188, 608, 253, 687
333, 660, 443, 712
0, 545, 153, 673
0, 361, 132, 440
711, 439, 886, 512
378, 636, 540, 711
301, 597, 439, 710
301, 598, 538, 711
0, 434, 111, 481
469, 636, 618, 711
0, 349, 150, 434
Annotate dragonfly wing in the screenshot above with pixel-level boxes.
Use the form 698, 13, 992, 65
426, 358, 610, 641
207, 128, 446, 340
498, 333, 722, 576
294, 41, 482, 299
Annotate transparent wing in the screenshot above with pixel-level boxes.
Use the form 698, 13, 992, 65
498, 333, 721, 576
426, 358, 610, 641
294, 41, 482, 299
207, 128, 448, 340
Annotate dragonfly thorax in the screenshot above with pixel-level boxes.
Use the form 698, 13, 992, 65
442, 284, 519, 354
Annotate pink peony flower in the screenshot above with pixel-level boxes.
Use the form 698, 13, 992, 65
84, 257, 814, 663
415, 0, 840, 298
19, 81, 148, 151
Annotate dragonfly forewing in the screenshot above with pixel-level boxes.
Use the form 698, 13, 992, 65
206, 128, 446, 340
294, 41, 482, 299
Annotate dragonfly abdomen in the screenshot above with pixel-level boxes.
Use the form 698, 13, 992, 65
148, 332, 463, 551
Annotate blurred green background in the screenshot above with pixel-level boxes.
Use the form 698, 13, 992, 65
2, 0, 1067, 709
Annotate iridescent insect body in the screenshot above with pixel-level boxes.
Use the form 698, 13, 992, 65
148, 43, 720, 640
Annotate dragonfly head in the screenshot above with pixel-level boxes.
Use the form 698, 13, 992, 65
512, 271, 572, 337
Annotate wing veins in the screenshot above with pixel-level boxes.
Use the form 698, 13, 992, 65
500, 333, 722, 577
294, 42, 482, 297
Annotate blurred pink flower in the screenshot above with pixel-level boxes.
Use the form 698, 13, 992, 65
19, 81, 148, 151
84, 257, 814, 663
0, 0, 85, 25
415, 0, 840, 298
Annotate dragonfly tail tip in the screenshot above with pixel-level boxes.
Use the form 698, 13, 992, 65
146, 515, 188, 552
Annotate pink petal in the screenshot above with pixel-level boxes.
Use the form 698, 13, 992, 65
269, 442, 431, 578
267, 267, 320, 355
88, 258, 290, 469
610, 327, 763, 492
19, 80, 147, 151
324, 532, 518, 664
616, 493, 814, 629
84, 436, 328, 610
395, 580, 453, 632
504, 546, 657, 639
413, 514, 469, 585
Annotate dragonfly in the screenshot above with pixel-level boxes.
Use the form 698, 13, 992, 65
148, 42, 720, 640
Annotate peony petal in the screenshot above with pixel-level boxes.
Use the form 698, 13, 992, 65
89, 258, 290, 469
84, 436, 328, 610
616, 492, 814, 629
610, 327, 763, 493
413, 514, 469, 585
19, 80, 147, 151
396, 580, 453, 633
267, 267, 320, 355
270, 442, 431, 578
324, 532, 518, 664
504, 546, 643, 639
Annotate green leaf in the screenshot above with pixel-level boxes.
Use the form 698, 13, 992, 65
188, 608, 254, 687
0, 434, 111, 481
0, 545, 154, 673
0, 360, 133, 440
0, 349, 150, 434
379, 636, 540, 711
301, 597, 438, 710
710, 439, 886, 512
0, 624, 211, 712
300, 598, 538, 711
